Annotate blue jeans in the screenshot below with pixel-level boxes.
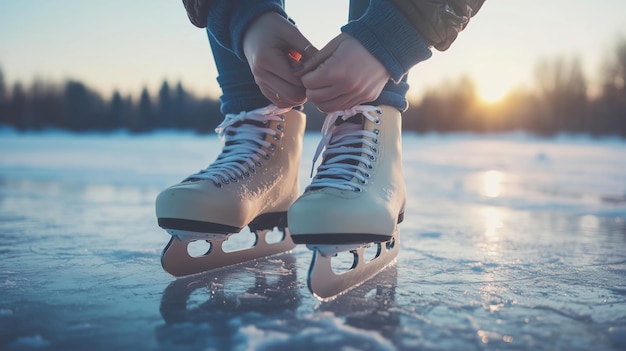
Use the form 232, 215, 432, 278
208, 0, 409, 115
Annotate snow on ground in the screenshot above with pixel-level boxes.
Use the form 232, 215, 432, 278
0, 130, 625, 350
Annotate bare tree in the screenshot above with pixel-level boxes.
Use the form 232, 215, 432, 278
534, 55, 588, 134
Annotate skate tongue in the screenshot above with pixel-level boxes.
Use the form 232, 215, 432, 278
335, 113, 364, 126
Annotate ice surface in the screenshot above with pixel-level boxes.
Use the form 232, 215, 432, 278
1, 130, 625, 350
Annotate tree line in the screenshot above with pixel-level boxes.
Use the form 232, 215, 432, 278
404, 37, 626, 137
0, 38, 624, 136
0, 75, 222, 133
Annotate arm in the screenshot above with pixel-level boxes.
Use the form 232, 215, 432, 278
182, 0, 289, 61
298, 0, 485, 112
182, 0, 315, 108
341, 0, 484, 82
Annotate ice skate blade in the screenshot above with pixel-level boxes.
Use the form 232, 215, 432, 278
307, 230, 399, 300
166, 229, 230, 242
161, 228, 295, 277
306, 243, 370, 257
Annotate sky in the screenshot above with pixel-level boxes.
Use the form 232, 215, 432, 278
1, 1, 626, 103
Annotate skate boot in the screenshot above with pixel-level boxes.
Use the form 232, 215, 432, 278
288, 105, 404, 298
156, 105, 305, 277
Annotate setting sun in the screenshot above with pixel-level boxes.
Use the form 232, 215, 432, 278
477, 85, 508, 104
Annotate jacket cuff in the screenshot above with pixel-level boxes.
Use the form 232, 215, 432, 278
207, 0, 287, 61
341, 0, 432, 82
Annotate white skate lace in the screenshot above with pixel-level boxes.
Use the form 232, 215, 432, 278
308, 105, 382, 192
186, 105, 291, 186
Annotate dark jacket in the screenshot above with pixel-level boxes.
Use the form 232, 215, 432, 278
182, 0, 212, 28
387, 0, 485, 51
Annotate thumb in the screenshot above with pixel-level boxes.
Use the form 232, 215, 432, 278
283, 28, 317, 64
293, 32, 350, 77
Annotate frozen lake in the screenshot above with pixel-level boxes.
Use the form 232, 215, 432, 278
1, 130, 625, 350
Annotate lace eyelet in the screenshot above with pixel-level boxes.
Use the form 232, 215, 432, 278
374, 118, 381, 125
373, 138, 379, 145
371, 146, 378, 154
256, 160, 263, 167
367, 164, 374, 170
374, 129, 380, 135
359, 179, 367, 185
369, 155, 376, 161
269, 144, 276, 152
376, 109, 382, 115
364, 173, 371, 178
279, 115, 285, 122
222, 179, 230, 185
353, 187, 362, 192
273, 135, 280, 141
264, 154, 271, 160
213, 181, 223, 188
276, 124, 283, 131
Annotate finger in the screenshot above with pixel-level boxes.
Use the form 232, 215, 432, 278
305, 84, 345, 104
272, 57, 306, 87
300, 62, 338, 90
258, 79, 306, 108
308, 84, 376, 112
309, 93, 352, 113
259, 86, 295, 109
294, 32, 350, 77
255, 49, 305, 88
281, 26, 317, 64
317, 95, 370, 113
293, 46, 334, 78
299, 43, 318, 62
260, 69, 307, 102
306, 84, 353, 112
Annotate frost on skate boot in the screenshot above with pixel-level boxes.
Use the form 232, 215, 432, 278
156, 105, 305, 277
287, 105, 405, 299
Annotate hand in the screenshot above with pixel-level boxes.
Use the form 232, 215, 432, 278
243, 12, 317, 108
296, 33, 390, 113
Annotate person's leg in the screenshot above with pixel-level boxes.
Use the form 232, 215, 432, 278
349, 0, 409, 112
208, 34, 272, 115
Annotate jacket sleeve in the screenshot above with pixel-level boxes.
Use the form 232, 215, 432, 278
342, 0, 484, 82
341, 0, 433, 82
182, 0, 213, 28
181, 0, 288, 61
387, 0, 485, 51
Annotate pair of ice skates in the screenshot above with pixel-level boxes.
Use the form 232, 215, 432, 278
155, 104, 405, 299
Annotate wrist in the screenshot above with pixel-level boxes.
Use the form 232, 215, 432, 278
341, 0, 431, 82
207, 0, 287, 61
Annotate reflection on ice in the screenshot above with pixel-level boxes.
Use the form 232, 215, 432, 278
481, 207, 503, 257
482, 170, 503, 198
159, 254, 299, 322
578, 214, 600, 233
483, 206, 504, 238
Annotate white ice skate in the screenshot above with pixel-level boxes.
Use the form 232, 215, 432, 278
156, 105, 306, 277
288, 105, 405, 299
